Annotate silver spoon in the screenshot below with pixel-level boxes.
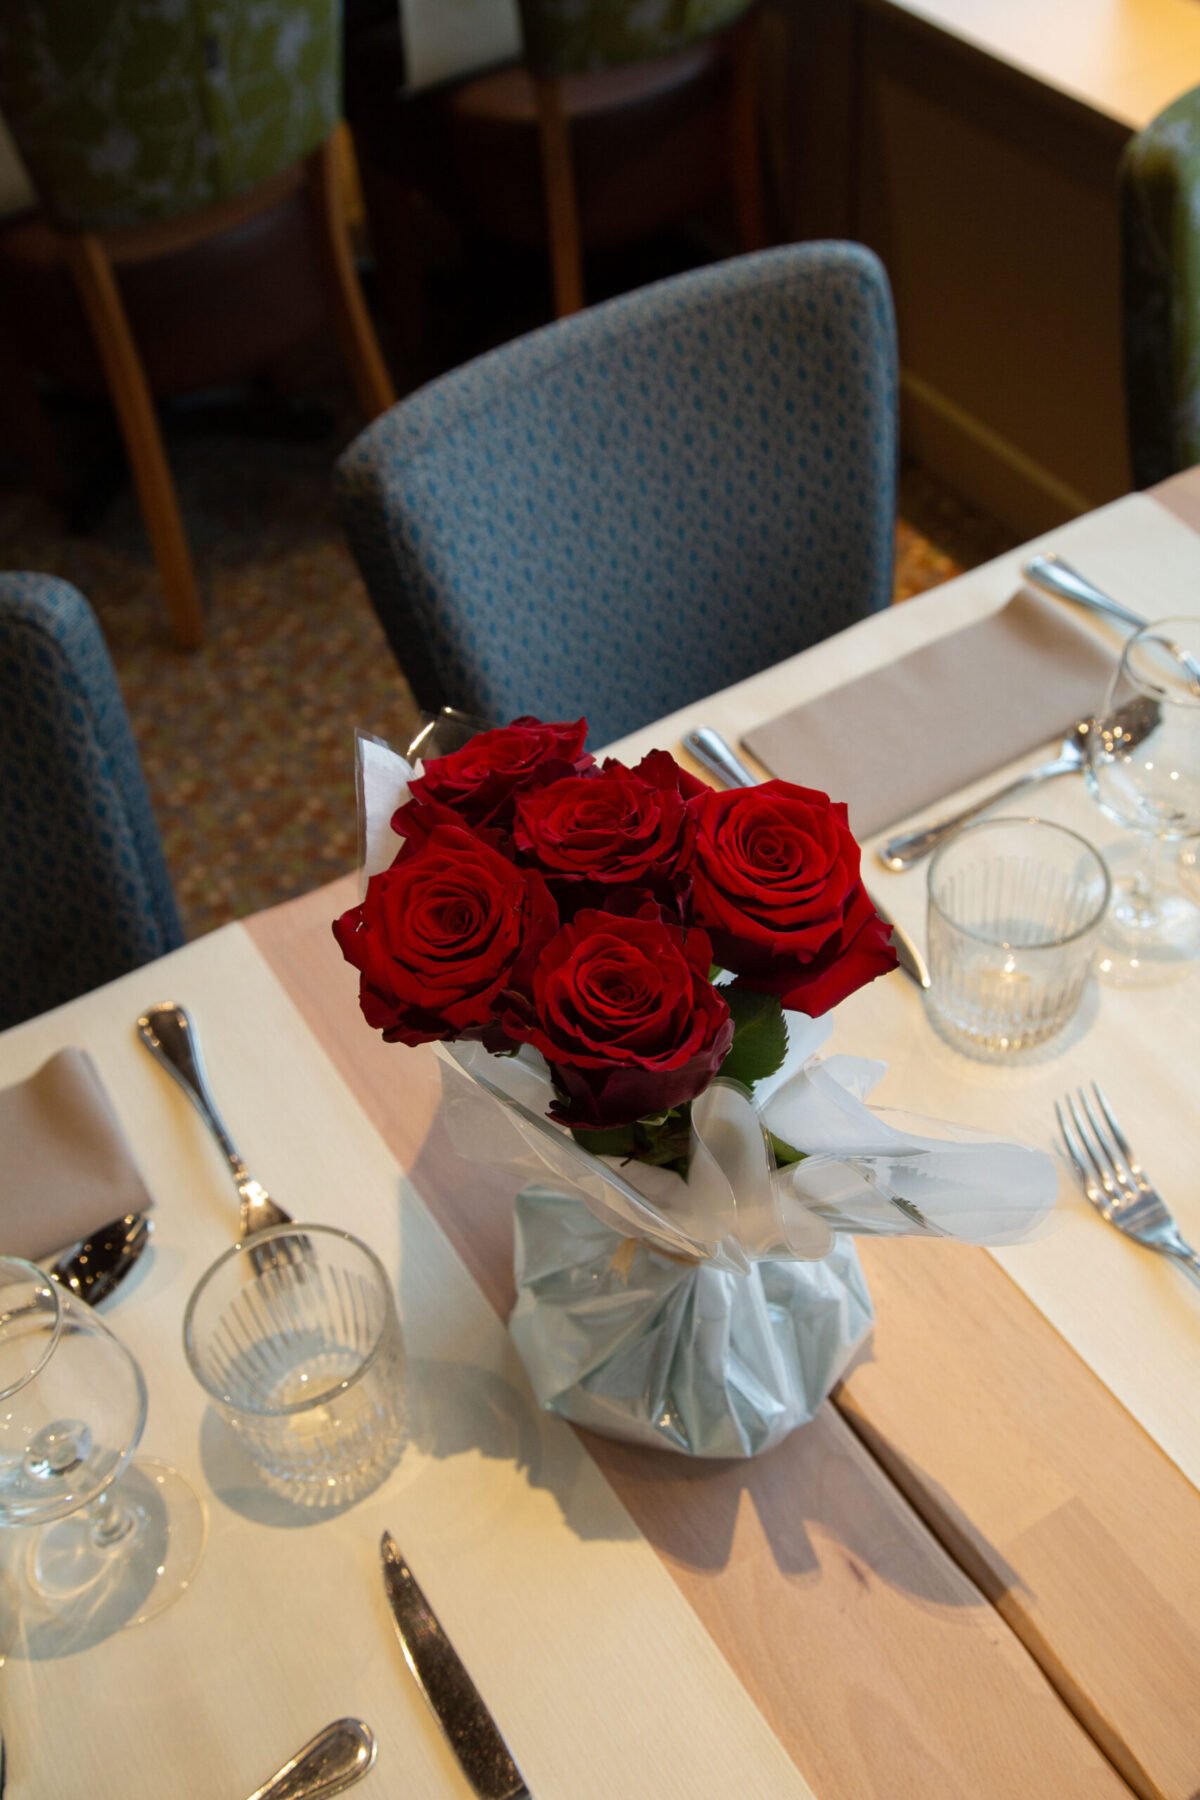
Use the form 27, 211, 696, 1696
49, 1211, 152, 1307
877, 696, 1159, 872
136, 1001, 293, 1242
247, 1719, 376, 1800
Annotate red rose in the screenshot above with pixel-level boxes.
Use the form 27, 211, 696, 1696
686, 782, 897, 1014
511, 907, 734, 1130
512, 751, 698, 907
401, 716, 592, 836
332, 824, 557, 1046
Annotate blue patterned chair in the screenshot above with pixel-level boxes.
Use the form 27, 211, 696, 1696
0, 574, 183, 1029
1120, 85, 1200, 486
335, 242, 898, 747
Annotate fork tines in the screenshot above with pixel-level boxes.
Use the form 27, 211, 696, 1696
1055, 1083, 1140, 1214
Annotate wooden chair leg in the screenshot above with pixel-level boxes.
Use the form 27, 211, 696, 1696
729, 11, 768, 253
534, 76, 585, 318
305, 136, 396, 420
63, 233, 205, 650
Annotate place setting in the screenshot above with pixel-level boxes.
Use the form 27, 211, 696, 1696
688, 534, 1200, 1506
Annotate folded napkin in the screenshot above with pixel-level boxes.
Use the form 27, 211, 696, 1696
742, 589, 1118, 838
0, 1049, 154, 1261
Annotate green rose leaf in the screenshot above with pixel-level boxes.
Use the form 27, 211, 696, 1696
572, 1122, 639, 1160
719, 986, 788, 1090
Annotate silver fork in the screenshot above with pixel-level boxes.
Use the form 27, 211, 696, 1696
1055, 1083, 1200, 1288
137, 1002, 305, 1273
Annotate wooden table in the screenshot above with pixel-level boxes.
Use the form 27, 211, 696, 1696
237, 472, 1200, 1799
6, 481, 1199, 1799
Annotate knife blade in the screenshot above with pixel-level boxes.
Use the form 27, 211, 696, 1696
682, 728, 932, 990
380, 1533, 529, 1800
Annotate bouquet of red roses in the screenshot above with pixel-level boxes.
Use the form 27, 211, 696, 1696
333, 715, 897, 1175
334, 716, 1056, 1457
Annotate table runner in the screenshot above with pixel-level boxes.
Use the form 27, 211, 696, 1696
612, 491, 1200, 1496
0, 927, 813, 1799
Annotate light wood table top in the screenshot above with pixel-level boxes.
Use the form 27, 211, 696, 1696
871, 0, 1200, 131
243, 468, 1200, 1800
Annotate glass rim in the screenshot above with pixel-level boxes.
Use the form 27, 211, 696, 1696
0, 1256, 64, 1403
181, 1223, 397, 1417
927, 815, 1112, 951
1119, 616, 1200, 706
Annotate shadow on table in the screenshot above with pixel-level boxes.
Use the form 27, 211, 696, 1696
0, 1465, 175, 1661
397, 1091, 1030, 1604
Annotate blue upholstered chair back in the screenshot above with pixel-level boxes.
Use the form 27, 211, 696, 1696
335, 243, 898, 747
0, 574, 183, 1029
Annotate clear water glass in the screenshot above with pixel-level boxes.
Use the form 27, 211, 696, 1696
183, 1225, 405, 1507
926, 818, 1110, 1060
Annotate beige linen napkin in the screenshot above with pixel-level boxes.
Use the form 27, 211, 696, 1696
743, 589, 1118, 837
0, 1049, 153, 1260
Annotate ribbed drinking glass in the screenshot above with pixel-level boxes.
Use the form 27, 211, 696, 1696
926, 817, 1110, 1059
183, 1224, 405, 1507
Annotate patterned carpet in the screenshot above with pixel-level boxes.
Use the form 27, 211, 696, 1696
0, 336, 1018, 942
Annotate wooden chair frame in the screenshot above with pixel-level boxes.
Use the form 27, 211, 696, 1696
54, 134, 395, 650
532, 11, 767, 319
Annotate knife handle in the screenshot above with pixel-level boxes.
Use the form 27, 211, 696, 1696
1021, 555, 1147, 632
683, 727, 758, 789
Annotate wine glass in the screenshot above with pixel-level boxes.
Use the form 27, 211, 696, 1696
0, 1258, 204, 1643
1084, 616, 1200, 978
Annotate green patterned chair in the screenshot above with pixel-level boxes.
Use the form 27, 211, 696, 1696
348, 0, 764, 328
0, 0, 394, 647
1120, 84, 1200, 487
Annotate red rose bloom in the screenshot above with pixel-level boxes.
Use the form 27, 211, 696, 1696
512, 907, 734, 1130
401, 716, 592, 836
332, 824, 557, 1046
686, 781, 896, 1014
512, 751, 698, 907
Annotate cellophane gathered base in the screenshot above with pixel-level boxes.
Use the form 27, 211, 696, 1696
509, 1186, 874, 1459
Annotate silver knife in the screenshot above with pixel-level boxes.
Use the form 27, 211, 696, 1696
1021, 553, 1149, 631
380, 1533, 530, 1800
1022, 554, 1200, 688
683, 727, 932, 991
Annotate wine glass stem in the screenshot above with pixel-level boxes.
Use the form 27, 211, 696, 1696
1126, 832, 1162, 926
86, 1484, 138, 1550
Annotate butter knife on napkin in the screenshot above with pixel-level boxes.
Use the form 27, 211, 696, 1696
380, 1533, 529, 1800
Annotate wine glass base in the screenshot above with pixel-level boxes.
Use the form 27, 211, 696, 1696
1095, 868, 1200, 987
25, 1459, 205, 1635
1180, 841, 1200, 905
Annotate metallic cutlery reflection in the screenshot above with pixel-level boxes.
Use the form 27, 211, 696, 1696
1022, 553, 1150, 632
877, 729, 1085, 870
48, 1211, 152, 1307
877, 695, 1160, 871
136, 1003, 301, 1271
683, 727, 932, 990
381, 1532, 529, 1800
247, 1719, 376, 1800
1024, 554, 1200, 688
1055, 1083, 1200, 1289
